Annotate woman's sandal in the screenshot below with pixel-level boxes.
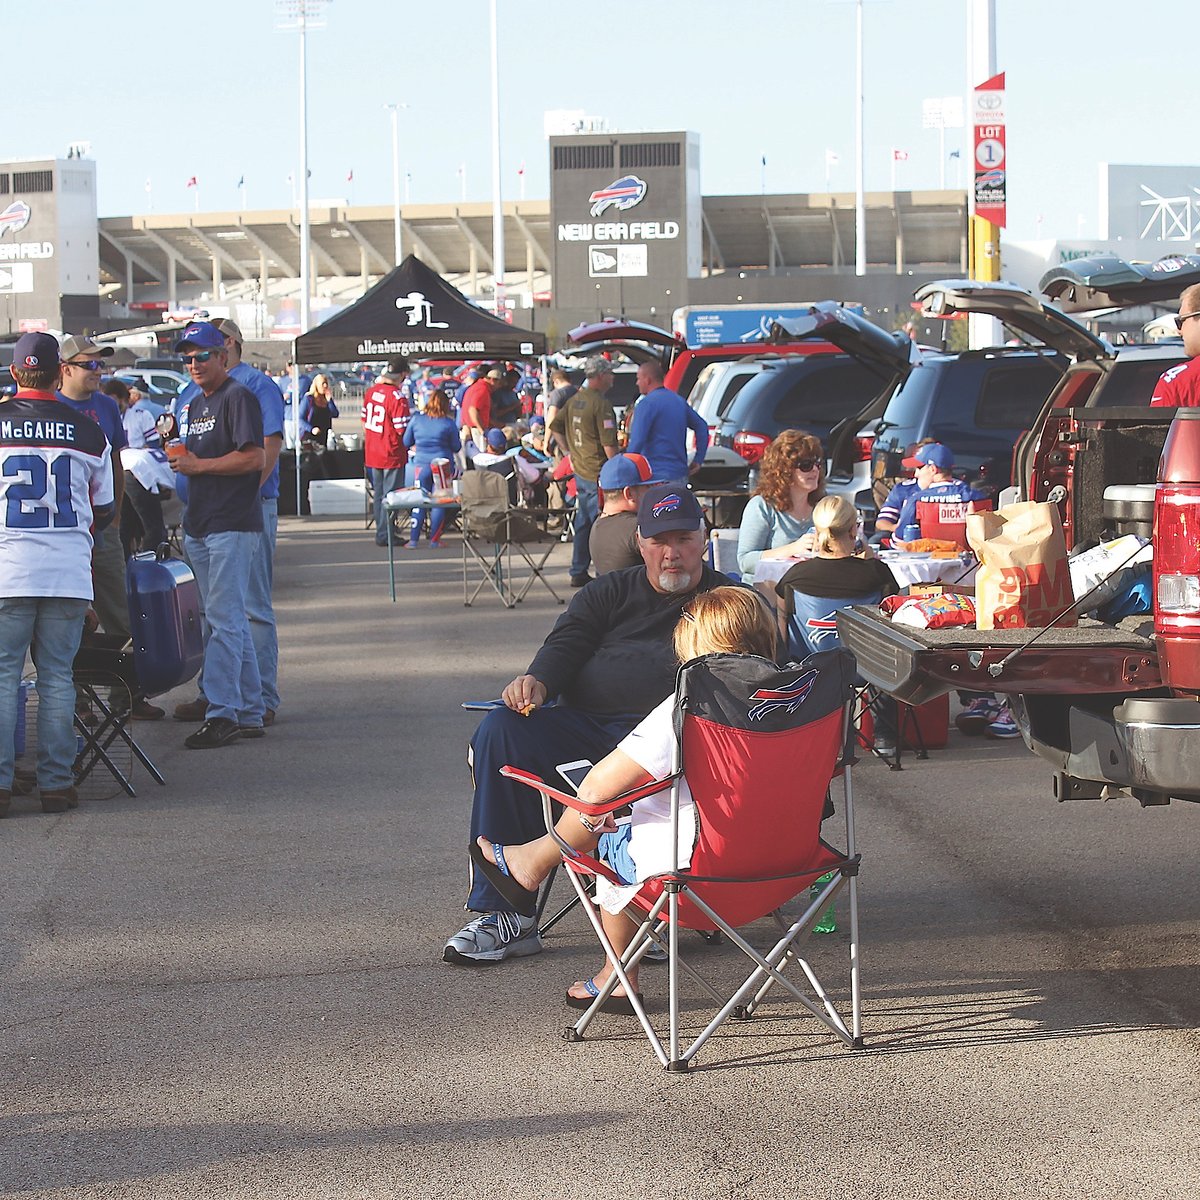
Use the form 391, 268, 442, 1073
469, 839, 540, 917
564, 977, 644, 1016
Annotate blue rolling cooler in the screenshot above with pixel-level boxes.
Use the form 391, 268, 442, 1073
125, 547, 204, 697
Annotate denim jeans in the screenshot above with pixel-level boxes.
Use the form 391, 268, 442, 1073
371, 467, 404, 543
246, 498, 280, 713
184, 531, 264, 725
0, 596, 88, 791
570, 476, 599, 577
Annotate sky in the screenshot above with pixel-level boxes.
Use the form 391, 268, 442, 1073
5, 0, 1190, 243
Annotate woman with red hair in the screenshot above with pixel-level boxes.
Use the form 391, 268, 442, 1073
735, 430, 825, 578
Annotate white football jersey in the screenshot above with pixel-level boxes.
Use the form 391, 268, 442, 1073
0, 396, 114, 600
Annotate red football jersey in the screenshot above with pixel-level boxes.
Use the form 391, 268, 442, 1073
1151, 357, 1200, 407
362, 381, 411, 469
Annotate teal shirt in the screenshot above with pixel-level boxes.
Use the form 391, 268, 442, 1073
736, 494, 814, 577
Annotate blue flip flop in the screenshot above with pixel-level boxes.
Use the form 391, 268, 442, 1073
469, 839, 539, 917
565, 977, 645, 1016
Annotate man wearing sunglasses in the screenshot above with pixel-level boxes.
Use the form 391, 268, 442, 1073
1151, 284, 1200, 407
169, 323, 266, 749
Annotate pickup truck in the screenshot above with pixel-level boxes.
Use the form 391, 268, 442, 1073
836, 255, 1200, 807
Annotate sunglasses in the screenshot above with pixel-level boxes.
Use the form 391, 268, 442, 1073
1175, 311, 1200, 331
180, 351, 217, 365
794, 458, 821, 472
66, 359, 105, 371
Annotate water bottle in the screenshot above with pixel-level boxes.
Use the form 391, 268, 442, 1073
810, 872, 837, 934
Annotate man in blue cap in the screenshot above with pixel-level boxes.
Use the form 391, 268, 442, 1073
168, 322, 266, 749
589, 451, 658, 575
0, 333, 115, 815
892, 442, 987, 541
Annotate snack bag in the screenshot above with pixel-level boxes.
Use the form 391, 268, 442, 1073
966, 502, 1076, 630
888, 592, 977, 630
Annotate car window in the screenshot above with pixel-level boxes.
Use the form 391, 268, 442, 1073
687, 363, 725, 415
716, 370, 758, 420
972, 360, 1062, 430
766, 360, 882, 435
876, 363, 941, 451
1088, 355, 1187, 407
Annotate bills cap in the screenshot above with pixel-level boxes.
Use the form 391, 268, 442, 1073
637, 483, 705, 537
901, 442, 954, 471
59, 334, 114, 361
14, 331, 61, 370
599, 452, 655, 491
174, 322, 225, 351
485, 428, 508, 449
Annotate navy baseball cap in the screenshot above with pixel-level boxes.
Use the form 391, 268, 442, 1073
13, 332, 60, 370
174, 322, 225, 351
902, 442, 954, 471
599, 452, 655, 491
637, 484, 705, 537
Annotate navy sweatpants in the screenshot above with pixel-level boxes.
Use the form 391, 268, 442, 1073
466, 705, 641, 913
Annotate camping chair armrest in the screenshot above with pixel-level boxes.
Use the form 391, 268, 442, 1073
498, 764, 681, 817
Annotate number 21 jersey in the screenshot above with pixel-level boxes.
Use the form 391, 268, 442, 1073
0, 396, 114, 600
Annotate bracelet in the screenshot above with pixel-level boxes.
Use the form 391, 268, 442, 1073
578, 811, 606, 834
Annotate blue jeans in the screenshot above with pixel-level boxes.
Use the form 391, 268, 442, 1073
246, 498, 280, 713
185, 531, 263, 726
0, 596, 88, 791
466, 705, 641, 912
371, 467, 404, 543
570, 476, 599, 577
411, 463, 450, 543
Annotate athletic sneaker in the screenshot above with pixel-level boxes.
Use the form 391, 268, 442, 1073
442, 912, 543, 965
955, 696, 1001, 735
986, 705, 1020, 739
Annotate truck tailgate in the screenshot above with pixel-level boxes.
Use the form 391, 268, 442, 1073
835, 607, 1159, 704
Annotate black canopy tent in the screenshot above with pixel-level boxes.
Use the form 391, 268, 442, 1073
291, 254, 546, 365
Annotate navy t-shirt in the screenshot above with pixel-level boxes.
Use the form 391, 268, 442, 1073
183, 377, 264, 538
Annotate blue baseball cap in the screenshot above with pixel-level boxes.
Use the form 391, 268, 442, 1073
637, 483, 705, 537
486, 428, 508, 449
599, 452, 656, 491
174, 322, 225, 351
13, 331, 60, 370
902, 442, 954, 471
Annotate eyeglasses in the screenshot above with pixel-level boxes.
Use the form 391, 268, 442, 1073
66, 359, 104, 371
180, 351, 216, 365
793, 458, 821, 472
1175, 311, 1200, 331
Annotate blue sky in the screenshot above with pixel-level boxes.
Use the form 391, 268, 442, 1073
6, 0, 1187, 242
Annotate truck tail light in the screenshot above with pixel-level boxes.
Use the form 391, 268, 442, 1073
732, 430, 771, 464
1155, 411, 1200, 693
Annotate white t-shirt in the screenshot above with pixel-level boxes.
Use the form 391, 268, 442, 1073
122, 405, 160, 450
618, 696, 697, 880
0, 395, 114, 600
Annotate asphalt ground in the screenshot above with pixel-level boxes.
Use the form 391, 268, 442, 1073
2, 515, 1199, 1199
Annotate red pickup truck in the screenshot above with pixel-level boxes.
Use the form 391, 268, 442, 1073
836, 254, 1200, 807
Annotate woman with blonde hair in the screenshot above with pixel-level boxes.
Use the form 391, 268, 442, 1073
736, 429, 826, 578
473, 586, 776, 1013
299, 372, 340, 446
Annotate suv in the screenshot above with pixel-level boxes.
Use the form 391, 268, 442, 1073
835, 253, 1200, 809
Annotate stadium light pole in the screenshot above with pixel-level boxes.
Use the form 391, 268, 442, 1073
854, 0, 865, 277
386, 103, 408, 267
489, 0, 505, 315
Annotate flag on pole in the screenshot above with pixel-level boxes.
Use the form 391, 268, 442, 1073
892, 150, 909, 162
237, 175, 245, 189
144, 178, 151, 193
949, 150, 961, 160
825, 149, 839, 166
517, 161, 525, 177
347, 169, 353, 183
761, 154, 767, 167
186, 176, 198, 187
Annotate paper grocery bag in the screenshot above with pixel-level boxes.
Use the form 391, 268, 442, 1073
966, 502, 1076, 630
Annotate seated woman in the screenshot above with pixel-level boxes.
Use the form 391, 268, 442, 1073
775, 494, 901, 752
735, 429, 825, 578
403, 388, 462, 547
474, 585, 778, 1015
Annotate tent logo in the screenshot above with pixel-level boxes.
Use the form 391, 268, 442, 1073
395, 290, 448, 329
588, 175, 647, 217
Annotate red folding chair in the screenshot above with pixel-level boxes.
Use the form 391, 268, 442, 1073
915, 496, 993, 549
501, 648, 861, 1072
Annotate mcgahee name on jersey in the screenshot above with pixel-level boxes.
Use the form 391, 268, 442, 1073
0, 418, 77, 444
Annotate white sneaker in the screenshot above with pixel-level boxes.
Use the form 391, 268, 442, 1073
442, 912, 543, 965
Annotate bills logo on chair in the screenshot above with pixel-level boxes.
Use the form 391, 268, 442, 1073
0, 200, 31, 239
588, 175, 647, 218
804, 616, 840, 647
747, 670, 818, 721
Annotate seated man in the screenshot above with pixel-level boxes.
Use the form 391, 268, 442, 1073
589, 452, 658, 575
444, 484, 734, 965
892, 442, 987, 542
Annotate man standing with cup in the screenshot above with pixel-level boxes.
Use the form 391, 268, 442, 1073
168, 323, 266, 749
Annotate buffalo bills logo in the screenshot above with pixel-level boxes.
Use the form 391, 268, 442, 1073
651, 492, 681, 520
0, 200, 31, 239
805, 616, 840, 647
748, 670, 818, 721
588, 175, 647, 217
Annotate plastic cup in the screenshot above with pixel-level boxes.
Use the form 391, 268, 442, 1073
166, 440, 186, 462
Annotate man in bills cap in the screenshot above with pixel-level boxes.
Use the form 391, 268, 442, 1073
892, 441, 987, 541
0, 333, 115, 815
443, 481, 735, 965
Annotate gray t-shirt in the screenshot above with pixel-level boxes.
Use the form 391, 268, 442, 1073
589, 510, 641, 575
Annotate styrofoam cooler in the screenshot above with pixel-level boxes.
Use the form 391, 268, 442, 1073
126, 550, 204, 697
308, 478, 368, 515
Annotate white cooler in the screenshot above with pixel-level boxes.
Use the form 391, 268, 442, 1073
308, 478, 367, 515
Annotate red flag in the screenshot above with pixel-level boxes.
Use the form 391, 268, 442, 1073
517, 161, 525, 177
347, 169, 353, 183
892, 149, 909, 162
185, 176, 198, 187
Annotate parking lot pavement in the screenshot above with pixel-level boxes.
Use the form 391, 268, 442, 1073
2, 515, 1199, 1199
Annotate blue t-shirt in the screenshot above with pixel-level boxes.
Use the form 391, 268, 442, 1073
895, 478, 987, 535
57, 389, 128, 454
403, 413, 461, 466
625, 386, 709, 483
182, 377, 264, 538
